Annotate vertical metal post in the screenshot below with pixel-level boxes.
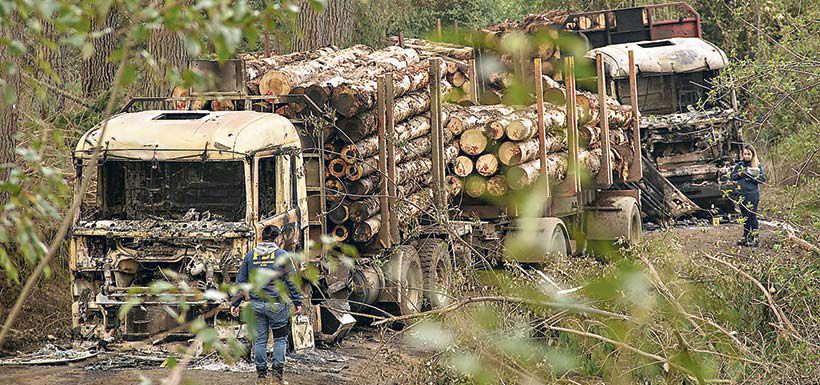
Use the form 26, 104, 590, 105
317, 121, 328, 258
468, 58, 479, 103
429, 59, 445, 211
436, 18, 442, 39
596, 53, 613, 187
627, 50, 643, 181
534, 58, 552, 216
398, 32, 405, 48
376, 77, 392, 248
564, 56, 580, 195
385, 73, 400, 245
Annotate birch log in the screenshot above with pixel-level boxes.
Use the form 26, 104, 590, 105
258, 45, 373, 96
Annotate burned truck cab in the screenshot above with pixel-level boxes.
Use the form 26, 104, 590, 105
70, 110, 308, 340
564, 3, 743, 213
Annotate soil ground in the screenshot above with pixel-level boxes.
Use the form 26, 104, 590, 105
0, 222, 787, 385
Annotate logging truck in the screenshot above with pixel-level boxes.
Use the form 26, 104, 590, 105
68, 54, 642, 345
559, 2, 743, 218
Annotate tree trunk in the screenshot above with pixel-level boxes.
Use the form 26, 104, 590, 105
143, 14, 191, 97
83, 7, 119, 98
0, 19, 22, 204
475, 153, 499, 177
340, 112, 439, 163
389, 37, 474, 60
258, 45, 372, 96
290, 0, 354, 53
459, 129, 489, 156
506, 149, 602, 190
497, 135, 565, 166
246, 47, 340, 94
331, 58, 446, 117
446, 175, 463, 196
346, 136, 432, 180
453, 155, 474, 177
486, 175, 509, 197
464, 175, 487, 198
337, 82, 451, 141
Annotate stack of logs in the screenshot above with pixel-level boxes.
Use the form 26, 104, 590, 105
388, 37, 476, 105
444, 83, 635, 199
242, 44, 465, 246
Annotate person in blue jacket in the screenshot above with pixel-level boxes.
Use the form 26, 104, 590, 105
731, 144, 766, 247
231, 225, 302, 384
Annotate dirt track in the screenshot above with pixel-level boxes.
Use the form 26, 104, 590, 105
0, 222, 779, 385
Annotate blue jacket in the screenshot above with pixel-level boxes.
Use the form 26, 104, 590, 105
232, 243, 303, 307
731, 160, 766, 196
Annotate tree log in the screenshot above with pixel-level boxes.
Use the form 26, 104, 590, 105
346, 136, 432, 180
504, 106, 566, 140
486, 175, 509, 197
445, 105, 515, 136
475, 154, 499, 177
453, 155, 474, 177
258, 45, 373, 96
339, 111, 445, 163
332, 223, 350, 242
352, 215, 382, 243
325, 178, 346, 201
497, 135, 565, 166
464, 175, 487, 198
328, 203, 349, 224
345, 143, 457, 197
446, 175, 463, 196
328, 158, 349, 178
337, 82, 452, 141
506, 149, 602, 190
460, 129, 489, 156
348, 175, 430, 222
390, 37, 474, 60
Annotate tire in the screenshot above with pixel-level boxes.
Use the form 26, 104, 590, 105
417, 239, 452, 308
388, 245, 424, 317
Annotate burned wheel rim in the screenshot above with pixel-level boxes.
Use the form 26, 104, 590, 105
418, 239, 452, 308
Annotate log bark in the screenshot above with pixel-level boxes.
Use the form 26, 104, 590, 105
340, 112, 439, 163
346, 136, 432, 180
464, 175, 487, 198
453, 155, 474, 177
328, 158, 349, 178
245, 46, 340, 93
328, 203, 349, 224
506, 149, 602, 190
348, 176, 430, 222
504, 106, 566, 140
331, 57, 445, 117
301, 46, 421, 111
497, 135, 565, 166
396, 189, 434, 219
345, 143, 457, 197
337, 82, 451, 141
390, 37, 474, 60
445, 105, 515, 136
475, 154, 499, 177
446, 176, 463, 196
352, 215, 382, 243
325, 178, 346, 201
289, 0, 354, 53
83, 7, 119, 98
486, 175, 509, 197
258, 44, 372, 96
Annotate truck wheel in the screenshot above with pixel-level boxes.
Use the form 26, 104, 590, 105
508, 217, 571, 263
418, 239, 452, 308
585, 196, 642, 256
386, 245, 424, 317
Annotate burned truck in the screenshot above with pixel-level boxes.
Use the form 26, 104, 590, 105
69, 53, 644, 343
562, 2, 743, 217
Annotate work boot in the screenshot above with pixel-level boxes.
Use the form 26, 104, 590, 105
736, 237, 748, 247
256, 371, 268, 385
747, 235, 759, 247
270, 366, 287, 385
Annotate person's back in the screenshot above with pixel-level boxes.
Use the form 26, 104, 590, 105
231, 225, 302, 384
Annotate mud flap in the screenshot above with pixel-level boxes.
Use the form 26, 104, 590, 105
317, 299, 356, 345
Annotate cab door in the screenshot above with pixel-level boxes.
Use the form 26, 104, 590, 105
253, 149, 302, 251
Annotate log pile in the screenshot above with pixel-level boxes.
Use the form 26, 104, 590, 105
389, 37, 476, 105
443, 90, 635, 199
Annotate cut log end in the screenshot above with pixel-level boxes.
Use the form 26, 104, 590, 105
259, 71, 291, 96
464, 175, 487, 198
332, 86, 359, 118
328, 204, 350, 224
460, 129, 489, 156
332, 224, 350, 242
486, 175, 509, 197
476, 154, 499, 177
328, 158, 349, 178
346, 164, 364, 181
453, 155, 474, 177
446, 175, 463, 196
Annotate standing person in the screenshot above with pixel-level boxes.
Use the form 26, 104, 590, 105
731, 145, 766, 247
231, 225, 302, 385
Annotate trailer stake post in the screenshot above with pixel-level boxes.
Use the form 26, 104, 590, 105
385, 73, 400, 245
534, 58, 552, 215
596, 53, 613, 187
377, 76, 392, 248
627, 50, 643, 181
429, 58, 446, 214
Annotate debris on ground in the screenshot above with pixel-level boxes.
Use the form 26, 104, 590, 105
0, 344, 97, 366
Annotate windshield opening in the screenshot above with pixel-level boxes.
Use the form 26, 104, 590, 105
100, 160, 246, 221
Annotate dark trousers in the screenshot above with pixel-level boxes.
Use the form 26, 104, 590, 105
739, 192, 760, 239
251, 300, 289, 375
